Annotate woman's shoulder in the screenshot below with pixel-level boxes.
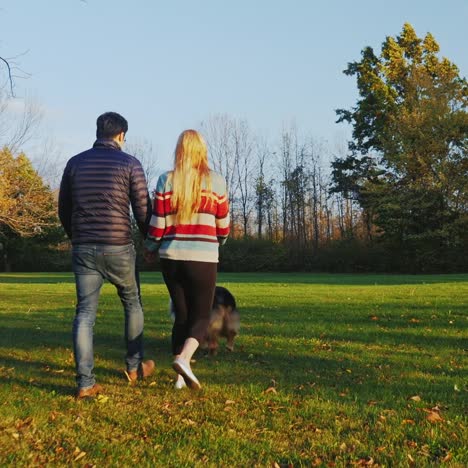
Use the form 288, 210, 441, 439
209, 170, 226, 185
208, 170, 226, 191
156, 171, 173, 190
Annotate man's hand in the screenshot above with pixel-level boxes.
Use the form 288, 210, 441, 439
143, 248, 157, 264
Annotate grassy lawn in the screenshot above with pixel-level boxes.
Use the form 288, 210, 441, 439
0, 272, 466, 466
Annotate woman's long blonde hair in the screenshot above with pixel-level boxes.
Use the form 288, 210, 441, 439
171, 129, 212, 224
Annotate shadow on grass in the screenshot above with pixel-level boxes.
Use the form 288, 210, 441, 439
1, 323, 465, 409
200, 346, 466, 407
1, 272, 467, 286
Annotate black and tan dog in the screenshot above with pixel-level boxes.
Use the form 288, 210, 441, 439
170, 286, 240, 355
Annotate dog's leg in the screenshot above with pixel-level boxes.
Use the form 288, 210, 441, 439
225, 332, 236, 352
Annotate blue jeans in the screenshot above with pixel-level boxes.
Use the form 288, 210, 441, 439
72, 243, 144, 389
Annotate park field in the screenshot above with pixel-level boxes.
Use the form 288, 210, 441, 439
0, 272, 467, 466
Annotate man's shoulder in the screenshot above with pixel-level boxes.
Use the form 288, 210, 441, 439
65, 148, 93, 167
118, 150, 143, 169
67, 147, 140, 167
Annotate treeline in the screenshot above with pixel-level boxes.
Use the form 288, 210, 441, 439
1, 23, 467, 273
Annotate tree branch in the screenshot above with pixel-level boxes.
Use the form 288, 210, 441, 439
0, 56, 14, 97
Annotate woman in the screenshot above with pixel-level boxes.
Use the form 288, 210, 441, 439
144, 129, 230, 390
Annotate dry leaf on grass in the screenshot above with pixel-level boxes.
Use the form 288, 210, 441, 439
409, 395, 421, 402
442, 452, 452, 462
264, 387, 277, 394
426, 411, 444, 423
402, 419, 416, 425
182, 418, 196, 426
354, 457, 375, 466
73, 447, 86, 462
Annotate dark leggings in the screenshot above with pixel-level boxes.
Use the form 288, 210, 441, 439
160, 259, 217, 355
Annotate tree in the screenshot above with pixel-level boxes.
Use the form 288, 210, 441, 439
232, 119, 254, 237
201, 114, 238, 230
335, 23, 468, 269
125, 138, 159, 191
0, 147, 57, 270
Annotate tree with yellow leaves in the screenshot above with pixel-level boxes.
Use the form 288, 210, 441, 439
333, 23, 467, 271
0, 147, 57, 270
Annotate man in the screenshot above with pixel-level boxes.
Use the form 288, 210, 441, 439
58, 112, 154, 399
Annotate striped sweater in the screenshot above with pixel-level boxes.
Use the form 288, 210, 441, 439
145, 170, 230, 262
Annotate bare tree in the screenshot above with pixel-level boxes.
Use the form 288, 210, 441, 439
125, 138, 159, 191
200, 114, 239, 232
0, 94, 43, 153
254, 138, 269, 238
232, 119, 254, 237
30, 136, 63, 189
0, 52, 31, 98
0, 56, 14, 97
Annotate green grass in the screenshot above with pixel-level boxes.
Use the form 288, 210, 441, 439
0, 272, 467, 466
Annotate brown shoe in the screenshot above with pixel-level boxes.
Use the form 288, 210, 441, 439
124, 360, 155, 383
76, 383, 103, 399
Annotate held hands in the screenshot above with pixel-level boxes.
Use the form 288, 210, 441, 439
143, 248, 157, 264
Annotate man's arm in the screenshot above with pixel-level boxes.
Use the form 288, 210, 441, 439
130, 160, 152, 237
58, 162, 73, 239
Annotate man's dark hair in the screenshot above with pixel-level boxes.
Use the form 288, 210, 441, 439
96, 112, 128, 139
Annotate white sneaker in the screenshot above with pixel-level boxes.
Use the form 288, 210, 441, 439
174, 376, 187, 390
172, 358, 201, 390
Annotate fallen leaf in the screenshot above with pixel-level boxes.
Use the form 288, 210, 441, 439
339, 442, 347, 451
409, 318, 420, 323
409, 395, 421, 402
354, 457, 374, 466
370, 315, 379, 321
97, 395, 109, 404
426, 411, 444, 423
225, 400, 235, 405
402, 419, 416, 425
182, 418, 196, 426
74, 451, 86, 462
442, 452, 452, 462
264, 387, 277, 394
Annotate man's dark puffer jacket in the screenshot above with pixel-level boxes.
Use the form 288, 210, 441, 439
58, 139, 151, 245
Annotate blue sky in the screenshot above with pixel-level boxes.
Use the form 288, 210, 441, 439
1, 0, 467, 178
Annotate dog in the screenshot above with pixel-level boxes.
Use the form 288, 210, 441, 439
169, 286, 240, 355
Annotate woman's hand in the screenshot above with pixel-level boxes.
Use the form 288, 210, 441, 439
143, 248, 157, 264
